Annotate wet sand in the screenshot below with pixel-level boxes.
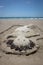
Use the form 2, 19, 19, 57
0, 19, 43, 65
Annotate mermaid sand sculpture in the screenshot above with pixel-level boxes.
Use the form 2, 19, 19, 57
2, 24, 40, 55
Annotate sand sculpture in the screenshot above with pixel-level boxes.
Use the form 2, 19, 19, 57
1, 24, 40, 55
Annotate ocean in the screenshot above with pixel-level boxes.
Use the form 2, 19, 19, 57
0, 17, 43, 19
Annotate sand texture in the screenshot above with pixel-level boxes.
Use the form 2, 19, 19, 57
0, 19, 43, 65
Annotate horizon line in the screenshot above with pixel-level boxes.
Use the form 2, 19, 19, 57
0, 16, 43, 18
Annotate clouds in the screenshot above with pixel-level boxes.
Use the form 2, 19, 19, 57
0, 6, 4, 8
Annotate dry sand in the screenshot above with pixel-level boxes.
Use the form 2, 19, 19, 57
0, 19, 43, 65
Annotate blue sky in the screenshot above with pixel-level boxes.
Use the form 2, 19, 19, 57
0, 0, 43, 17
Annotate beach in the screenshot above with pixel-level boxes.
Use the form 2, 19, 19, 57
0, 19, 43, 32
0, 19, 43, 65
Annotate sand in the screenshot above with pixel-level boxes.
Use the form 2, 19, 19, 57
0, 19, 43, 65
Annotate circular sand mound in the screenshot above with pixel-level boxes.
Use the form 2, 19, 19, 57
1, 24, 39, 55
